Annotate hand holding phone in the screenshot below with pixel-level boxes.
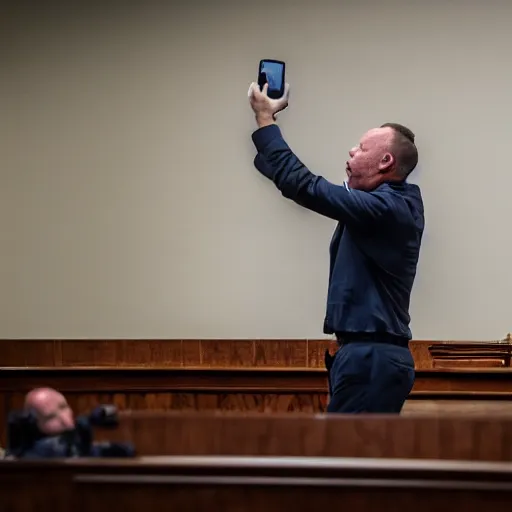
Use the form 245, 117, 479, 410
249, 60, 289, 126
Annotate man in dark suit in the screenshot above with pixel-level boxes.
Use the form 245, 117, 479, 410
248, 82, 424, 413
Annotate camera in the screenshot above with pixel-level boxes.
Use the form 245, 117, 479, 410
6, 404, 135, 459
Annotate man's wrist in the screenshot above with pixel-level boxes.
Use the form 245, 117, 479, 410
255, 113, 276, 129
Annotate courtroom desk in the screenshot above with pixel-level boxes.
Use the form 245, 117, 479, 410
2, 456, 512, 512
1, 366, 512, 444
92, 410, 512, 461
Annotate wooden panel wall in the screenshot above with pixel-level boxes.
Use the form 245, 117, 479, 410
3, 338, 510, 369
3, 337, 512, 369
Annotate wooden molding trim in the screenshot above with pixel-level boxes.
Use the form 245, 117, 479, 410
2, 456, 512, 510
428, 339, 512, 368
3, 338, 510, 370
2, 366, 512, 396
4, 452, 512, 483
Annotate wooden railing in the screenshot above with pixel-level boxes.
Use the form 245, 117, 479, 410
2, 455, 512, 511
89, 410, 512, 461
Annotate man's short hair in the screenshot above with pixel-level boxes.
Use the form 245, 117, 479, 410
381, 122, 418, 178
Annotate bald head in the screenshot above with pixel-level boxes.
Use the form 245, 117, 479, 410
24, 387, 75, 436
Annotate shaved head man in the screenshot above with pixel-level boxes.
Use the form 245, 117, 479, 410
248, 82, 424, 414
24, 387, 75, 436
346, 123, 418, 191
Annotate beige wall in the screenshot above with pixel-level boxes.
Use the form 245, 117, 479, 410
1, 0, 511, 340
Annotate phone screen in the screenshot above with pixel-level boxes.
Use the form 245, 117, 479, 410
259, 60, 285, 99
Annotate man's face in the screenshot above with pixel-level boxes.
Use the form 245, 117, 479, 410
33, 390, 75, 436
346, 127, 395, 191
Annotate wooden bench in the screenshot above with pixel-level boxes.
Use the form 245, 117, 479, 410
88, 411, 512, 461
2, 455, 512, 511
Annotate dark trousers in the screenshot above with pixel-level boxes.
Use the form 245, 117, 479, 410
326, 341, 415, 413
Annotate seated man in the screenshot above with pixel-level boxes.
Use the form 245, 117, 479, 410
7, 387, 135, 458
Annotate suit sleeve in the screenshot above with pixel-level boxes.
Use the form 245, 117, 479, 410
254, 153, 344, 221
252, 124, 393, 225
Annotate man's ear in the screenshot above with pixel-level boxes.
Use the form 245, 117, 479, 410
378, 152, 395, 173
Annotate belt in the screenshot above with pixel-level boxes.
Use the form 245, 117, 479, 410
335, 332, 410, 348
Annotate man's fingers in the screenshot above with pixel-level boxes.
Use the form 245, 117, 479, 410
262, 83, 269, 96
248, 82, 258, 98
283, 83, 291, 101
273, 83, 290, 113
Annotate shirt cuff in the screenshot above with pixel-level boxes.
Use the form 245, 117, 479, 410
251, 124, 282, 153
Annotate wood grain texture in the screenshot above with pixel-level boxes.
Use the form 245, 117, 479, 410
3, 456, 512, 512
2, 366, 512, 446
88, 411, 512, 461
3, 366, 512, 394
0, 367, 329, 444
428, 339, 512, 367
2, 338, 510, 369
2, 338, 511, 448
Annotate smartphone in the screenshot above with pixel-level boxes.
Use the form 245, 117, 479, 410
258, 59, 285, 99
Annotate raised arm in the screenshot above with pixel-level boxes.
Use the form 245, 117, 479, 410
252, 125, 393, 226
254, 153, 345, 221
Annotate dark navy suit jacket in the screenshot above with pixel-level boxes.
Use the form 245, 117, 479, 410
252, 124, 424, 340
